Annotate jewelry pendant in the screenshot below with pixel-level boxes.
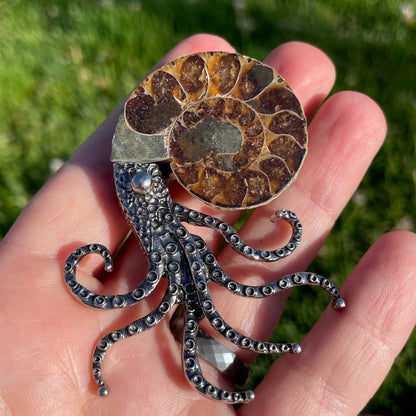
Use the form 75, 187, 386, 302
64, 52, 345, 404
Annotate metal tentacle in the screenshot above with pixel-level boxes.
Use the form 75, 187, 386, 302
173, 203, 302, 262
92, 273, 180, 396
191, 234, 345, 307
197, 285, 301, 355
172, 229, 301, 356
182, 308, 255, 404
64, 243, 164, 309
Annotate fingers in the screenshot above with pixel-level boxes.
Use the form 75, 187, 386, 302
239, 231, 416, 416
4, 34, 236, 257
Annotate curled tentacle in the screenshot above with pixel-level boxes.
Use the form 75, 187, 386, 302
182, 308, 255, 404
64, 243, 164, 309
173, 203, 302, 261
192, 234, 345, 308
172, 230, 301, 355
197, 285, 301, 355
92, 274, 180, 396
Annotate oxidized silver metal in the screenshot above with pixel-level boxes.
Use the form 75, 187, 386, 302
64, 52, 345, 404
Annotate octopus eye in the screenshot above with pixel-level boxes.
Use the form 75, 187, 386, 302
131, 172, 152, 194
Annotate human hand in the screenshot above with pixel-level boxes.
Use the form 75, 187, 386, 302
0, 34, 415, 416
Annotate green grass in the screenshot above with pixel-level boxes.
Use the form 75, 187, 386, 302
0, 0, 415, 413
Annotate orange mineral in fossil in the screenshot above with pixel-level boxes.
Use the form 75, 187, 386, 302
112, 52, 307, 209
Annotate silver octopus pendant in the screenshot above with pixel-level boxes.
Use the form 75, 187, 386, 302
64, 52, 345, 404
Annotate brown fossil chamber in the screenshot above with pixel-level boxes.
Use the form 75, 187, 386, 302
111, 52, 308, 209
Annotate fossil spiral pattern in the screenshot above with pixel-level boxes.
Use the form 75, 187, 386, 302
64, 52, 344, 405
112, 51, 308, 209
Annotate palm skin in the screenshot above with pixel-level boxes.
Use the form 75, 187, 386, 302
0, 34, 415, 416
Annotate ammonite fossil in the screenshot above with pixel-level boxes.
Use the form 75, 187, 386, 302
112, 51, 308, 208
64, 51, 345, 404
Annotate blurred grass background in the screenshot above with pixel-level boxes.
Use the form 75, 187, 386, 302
0, 0, 415, 413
